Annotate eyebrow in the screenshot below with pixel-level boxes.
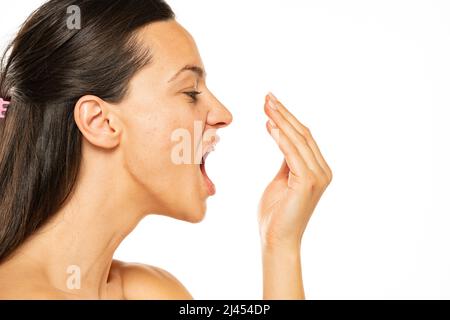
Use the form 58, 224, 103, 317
168, 64, 206, 83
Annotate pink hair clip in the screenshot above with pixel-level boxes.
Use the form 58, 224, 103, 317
0, 97, 10, 119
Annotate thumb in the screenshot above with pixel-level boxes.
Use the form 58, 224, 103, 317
274, 159, 289, 181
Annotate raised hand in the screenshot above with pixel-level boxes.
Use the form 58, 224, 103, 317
258, 93, 332, 250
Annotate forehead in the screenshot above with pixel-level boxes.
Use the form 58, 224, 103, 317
137, 20, 204, 77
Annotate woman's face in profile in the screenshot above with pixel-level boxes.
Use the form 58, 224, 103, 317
116, 20, 233, 222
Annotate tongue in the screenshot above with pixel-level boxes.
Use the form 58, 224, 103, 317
200, 160, 216, 195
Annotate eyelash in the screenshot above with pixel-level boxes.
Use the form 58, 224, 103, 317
183, 91, 202, 103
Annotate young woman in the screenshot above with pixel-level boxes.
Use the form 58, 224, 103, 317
0, 0, 332, 299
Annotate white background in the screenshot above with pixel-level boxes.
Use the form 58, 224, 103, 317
1, 0, 449, 299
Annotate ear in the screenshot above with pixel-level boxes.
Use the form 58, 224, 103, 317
73, 95, 122, 149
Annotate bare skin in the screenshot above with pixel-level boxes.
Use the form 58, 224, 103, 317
259, 93, 332, 299
0, 20, 331, 300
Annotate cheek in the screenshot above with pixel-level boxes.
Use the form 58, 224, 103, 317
121, 111, 170, 184
132, 124, 173, 176
121, 104, 206, 217
124, 112, 199, 190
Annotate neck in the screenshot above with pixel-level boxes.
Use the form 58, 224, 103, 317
7, 153, 151, 298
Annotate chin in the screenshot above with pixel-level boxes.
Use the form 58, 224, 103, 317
157, 197, 207, 223
185, 213, 205, 224
184, 204, 207, 223
174, 200, 207, 223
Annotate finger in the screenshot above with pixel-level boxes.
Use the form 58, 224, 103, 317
269, 93, 332, 179
275, 159, 289, 180
265, 98, 326, 178
268, 93, 332, 180
265, 120, 307, 179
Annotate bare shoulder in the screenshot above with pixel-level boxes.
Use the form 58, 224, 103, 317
112, 260, 193, 300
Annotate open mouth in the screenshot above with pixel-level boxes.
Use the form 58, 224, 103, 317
200, 148, 216, 196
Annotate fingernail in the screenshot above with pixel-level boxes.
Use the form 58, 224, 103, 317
268, 92, 278, 101
269, 119, 277, 128
267, 92, 278, 110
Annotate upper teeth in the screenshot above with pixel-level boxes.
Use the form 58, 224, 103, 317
202, 141, 217, 162
204, 146, 215, 156
203, 149, 214, 162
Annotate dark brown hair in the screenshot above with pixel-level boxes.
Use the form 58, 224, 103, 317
0, 0, 175, 262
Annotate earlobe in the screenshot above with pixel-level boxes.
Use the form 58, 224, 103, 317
73, 95, 122, 149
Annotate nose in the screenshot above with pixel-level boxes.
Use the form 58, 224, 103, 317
205, 94, 233, 129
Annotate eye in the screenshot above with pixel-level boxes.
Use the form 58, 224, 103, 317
183, 91, 202, 103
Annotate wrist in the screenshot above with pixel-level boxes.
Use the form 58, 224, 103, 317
260, 231, 303, 252
261, 239, 301, 255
